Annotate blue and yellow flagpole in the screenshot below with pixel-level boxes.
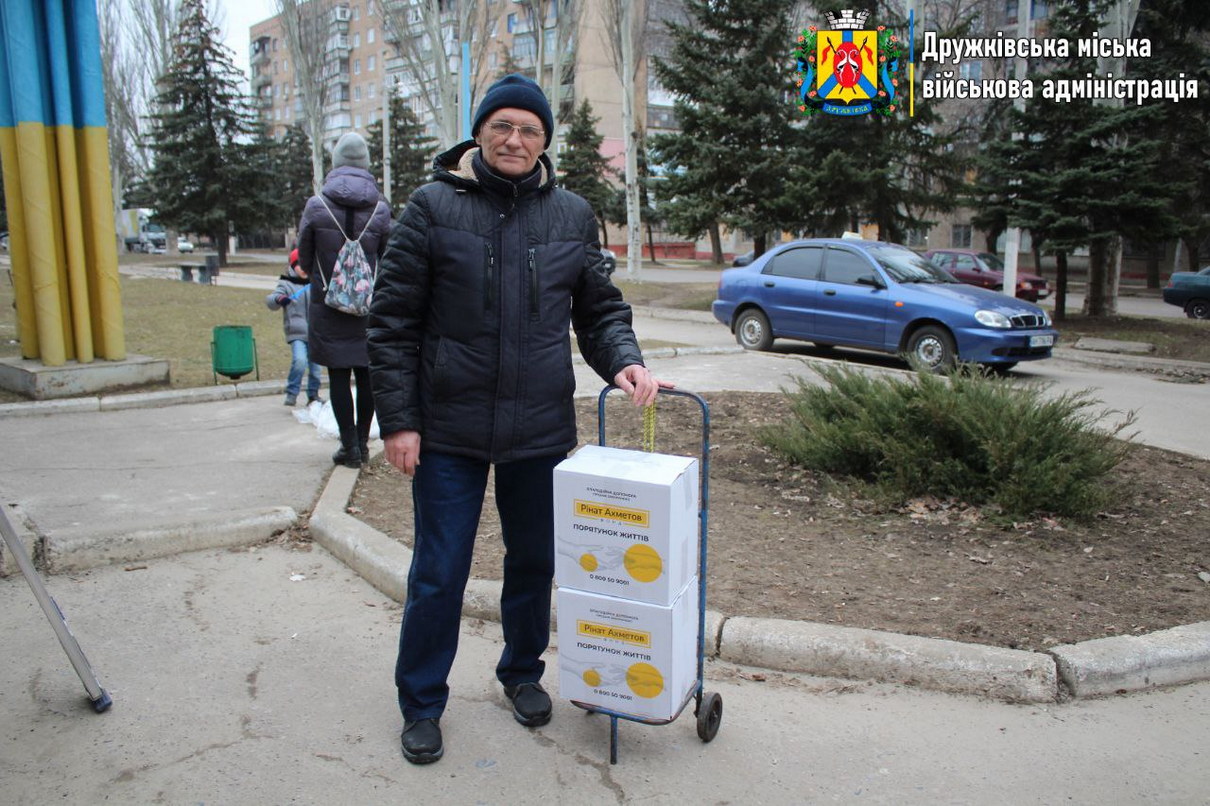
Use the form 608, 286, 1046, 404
909, 10, 915, 117
0, 0, 124, 366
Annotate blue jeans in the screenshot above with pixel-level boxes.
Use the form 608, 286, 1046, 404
396, 450, 565, 722
285, 339, 321, 399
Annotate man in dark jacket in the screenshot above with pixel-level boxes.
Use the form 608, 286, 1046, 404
368, 74, 666, 765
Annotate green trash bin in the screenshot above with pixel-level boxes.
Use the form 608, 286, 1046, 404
211, 325, 259, 383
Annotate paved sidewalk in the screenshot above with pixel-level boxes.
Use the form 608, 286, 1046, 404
1, 306, 1208, 801
4, 542, 1208, 804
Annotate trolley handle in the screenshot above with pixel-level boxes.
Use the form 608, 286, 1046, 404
595, 383, 711, 554
596, 385, 711, 460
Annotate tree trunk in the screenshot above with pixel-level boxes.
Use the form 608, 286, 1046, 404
709, 223, 723, 265
1054, 250, 1068, 323
215, 229, 229, 267
1084, 239, 1108, 317
645, 220, 660, 266
621, 11, 641, 278
1104, 235, 1121, 315
1146, 245, 1160, 289
754, 233, 768, 258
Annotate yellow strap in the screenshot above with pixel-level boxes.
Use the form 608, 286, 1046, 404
642, 401, 657, 453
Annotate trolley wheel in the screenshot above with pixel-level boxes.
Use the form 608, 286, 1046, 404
696, 691, 722, 742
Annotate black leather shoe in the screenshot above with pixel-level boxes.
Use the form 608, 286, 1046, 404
503, 682, 552, 727
400, 718, 443, 764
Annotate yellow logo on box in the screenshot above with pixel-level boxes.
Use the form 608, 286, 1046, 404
574, 499, 650, 527
577, 620, 652, 648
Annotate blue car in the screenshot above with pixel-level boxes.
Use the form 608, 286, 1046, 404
1161, 266, 1210, 319
712, 238, 1059, 371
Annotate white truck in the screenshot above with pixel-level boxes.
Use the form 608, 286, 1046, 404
116, 208, 167, 253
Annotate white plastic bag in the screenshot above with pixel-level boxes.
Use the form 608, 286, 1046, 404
292, 398, 378, 441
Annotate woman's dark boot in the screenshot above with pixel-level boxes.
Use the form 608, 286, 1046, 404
333, 431, 362, 468
357, 421, 372, 465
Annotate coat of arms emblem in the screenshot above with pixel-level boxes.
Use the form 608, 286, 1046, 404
795, 9, 904, 117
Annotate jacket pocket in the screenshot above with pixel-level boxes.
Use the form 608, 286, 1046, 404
484, 242, 495, 311
527, 247, 538, 319
430, 336, 449, 401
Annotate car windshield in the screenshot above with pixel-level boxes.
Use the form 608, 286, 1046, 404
979, 252, 1006, 271
870, 245, 960, 284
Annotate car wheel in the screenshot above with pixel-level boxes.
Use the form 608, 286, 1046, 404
1185, 299, 1210, 319
906, 325, 957, 372
734, 308, 773, 351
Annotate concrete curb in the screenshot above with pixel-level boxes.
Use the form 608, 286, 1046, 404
720, 617, 1058, 703
1050, 622, 1210, 697
45, 506, 298, 573
1054, 346, 1210, 377
0, 379, 281, 418
304, 459, 1210, 703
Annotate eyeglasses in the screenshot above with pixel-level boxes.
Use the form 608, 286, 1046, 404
486, 120, 544, 142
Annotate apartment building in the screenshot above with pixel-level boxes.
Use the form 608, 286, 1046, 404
247, 2, 675, 157
250, 2, 391, 145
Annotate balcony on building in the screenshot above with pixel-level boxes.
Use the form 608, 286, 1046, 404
250, 35, 271, 68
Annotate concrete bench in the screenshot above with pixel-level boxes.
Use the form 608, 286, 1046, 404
179, 263, 218, 285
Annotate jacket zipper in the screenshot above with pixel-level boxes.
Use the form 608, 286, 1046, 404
484, 242, 495, 310
527, 247, 538, 318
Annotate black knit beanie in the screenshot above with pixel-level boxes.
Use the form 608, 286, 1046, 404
471, 73, 554, 149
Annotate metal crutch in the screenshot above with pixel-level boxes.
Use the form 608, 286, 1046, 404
1, 507, 112, 713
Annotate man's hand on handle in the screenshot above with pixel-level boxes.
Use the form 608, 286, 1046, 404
613, 364, 674, 407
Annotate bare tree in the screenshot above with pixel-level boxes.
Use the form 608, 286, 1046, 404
602, 0, 645, 276
98, 0, 143, 239
374, 0, 500, 149
276, 0, 335, 193
512, 1, 580, 172
98, 0, 181, 248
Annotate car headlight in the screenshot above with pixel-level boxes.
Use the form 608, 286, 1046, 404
975, 310, 1012, 329
1038, 310, 1051, 327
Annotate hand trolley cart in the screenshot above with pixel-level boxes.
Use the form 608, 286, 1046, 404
1, 506, 112, 713
567, 385, 721, 764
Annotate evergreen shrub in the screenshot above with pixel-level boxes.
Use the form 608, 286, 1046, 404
758, 365, 1135, 519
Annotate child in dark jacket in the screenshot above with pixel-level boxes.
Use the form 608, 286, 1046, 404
266, 249, 323, 406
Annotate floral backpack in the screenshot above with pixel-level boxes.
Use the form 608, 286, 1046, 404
316, 197, 384, 317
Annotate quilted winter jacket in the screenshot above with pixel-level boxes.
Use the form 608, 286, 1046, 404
297, 166, 391, 368
264, 274, 311, 343
367, 141, 643, 463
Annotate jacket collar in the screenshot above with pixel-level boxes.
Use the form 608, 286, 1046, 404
432, 140, 554, 196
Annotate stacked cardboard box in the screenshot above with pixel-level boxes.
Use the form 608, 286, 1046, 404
553, 445, 701, 721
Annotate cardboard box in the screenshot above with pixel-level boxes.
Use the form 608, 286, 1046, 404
557, 581, 699, 721
554, 445, 699, 605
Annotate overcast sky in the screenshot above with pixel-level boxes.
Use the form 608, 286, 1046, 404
215, 0, 277, 83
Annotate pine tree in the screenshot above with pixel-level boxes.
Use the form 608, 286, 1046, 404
1132, 0, 1210, 272
366, 94, 438, 216
277, 123, 316, 229
230, 122, 289, 244
649, 0, 802, 261
145, 0, 263, 266
558, 100, 617, 245
976, 0, 1182, 318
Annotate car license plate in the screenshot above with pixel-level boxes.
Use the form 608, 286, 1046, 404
1030, 335, 1054, 347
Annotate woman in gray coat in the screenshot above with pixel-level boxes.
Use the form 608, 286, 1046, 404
297, 132, 393, 467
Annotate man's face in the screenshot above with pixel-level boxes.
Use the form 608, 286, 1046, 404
476, 107, 544, 178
